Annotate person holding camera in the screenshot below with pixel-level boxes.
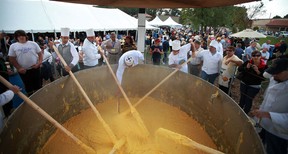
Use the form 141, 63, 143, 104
237, 50, 267, 114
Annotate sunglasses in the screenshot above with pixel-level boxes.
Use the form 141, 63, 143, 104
252, 54, 261, 57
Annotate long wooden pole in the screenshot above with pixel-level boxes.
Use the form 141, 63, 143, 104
0, 76, 96, 153
52, 46, 118, 144
123, 57, 193, 115
156, 128, 225, 154
98, 46, 150, 137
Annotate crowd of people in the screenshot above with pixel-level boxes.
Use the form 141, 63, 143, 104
0, 27, 287, 154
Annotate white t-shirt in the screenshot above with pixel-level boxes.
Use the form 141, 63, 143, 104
197, 50, 222, 75
43, 49, 52, 64
189, 47, 204, 65
261, 51, 270, 64
168, 43, 191, 73
8, 41, 41, 69
116, 50, 144, 84
217, 42, 224, 56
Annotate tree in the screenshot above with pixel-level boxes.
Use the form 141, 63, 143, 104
253, 26, 259, 31
273, 15, 282, 19
246, 2, 266, 19
284, 14, 288, 18
180, 6, 249, 32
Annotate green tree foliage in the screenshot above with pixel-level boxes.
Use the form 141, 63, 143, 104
272, 15, 282, 19
284, 14, 288, 18
180, 6, 249, 32
253, 26, 259, 31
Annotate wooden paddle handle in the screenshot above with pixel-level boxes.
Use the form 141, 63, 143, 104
52, 45, 118, 144
0, 76, 96, 153
97, 46, 133, 108
98, 46, 150, 136
132, 57, 193, 109
156, 128, 225, 154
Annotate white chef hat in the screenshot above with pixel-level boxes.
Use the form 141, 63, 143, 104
209, 40, 219, 49
86, 28, 94, 37
124, 56, 134, 67
61, 28, 70, 37
172, 40, 181, 50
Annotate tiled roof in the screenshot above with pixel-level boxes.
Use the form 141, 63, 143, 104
266, 19, 288, 27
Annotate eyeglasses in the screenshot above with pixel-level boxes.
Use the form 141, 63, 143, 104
252, 54, 261, 57
226, 50, 233, 52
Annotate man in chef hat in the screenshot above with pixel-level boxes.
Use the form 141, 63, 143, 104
81, 28, 102, 69
49, 28, 79, 76
168, 40, 195, 73
116, 50, 144, 85
191, 40, 223, 84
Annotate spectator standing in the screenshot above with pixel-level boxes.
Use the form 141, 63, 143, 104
243, 41, 257, 62
188, 40, 204, 76
260, 47, 270, 64
8, 30, 43, 96
40, 44, 54, 85
216, 37, 224, 56
218, 46, 243, 95
122, 36, 137, 55
237, 50, 267, 114
235, 43, 244, 60
162, 37, 170, 64
262, 40, 272, 59
101, 32, 121, 64
279, 40, 287, 56
150, 39, 163, 65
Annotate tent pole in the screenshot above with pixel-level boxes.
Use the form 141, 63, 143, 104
54, 30, 57, 39
31, 30, 35, 42
137, 8, 146, 54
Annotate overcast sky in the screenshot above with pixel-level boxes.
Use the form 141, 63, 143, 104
25, 0, 288, 19
239, 0, 288, 19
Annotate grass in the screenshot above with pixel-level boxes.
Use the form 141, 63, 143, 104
259, 36, 288, 45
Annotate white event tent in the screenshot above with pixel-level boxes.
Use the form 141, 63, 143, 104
0, 0, 157, 33
162, 17, 182, 27
148, 16, 166, 27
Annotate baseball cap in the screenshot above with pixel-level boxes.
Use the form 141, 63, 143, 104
266, 58, 288, 75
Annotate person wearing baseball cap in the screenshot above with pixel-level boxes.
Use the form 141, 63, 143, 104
252, 58, 288, 154
150, 38, 163, 65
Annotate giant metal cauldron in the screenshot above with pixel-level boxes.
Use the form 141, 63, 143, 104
0, 65, 264, 153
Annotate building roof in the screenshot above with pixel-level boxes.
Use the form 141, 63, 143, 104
266, 19, 288, 27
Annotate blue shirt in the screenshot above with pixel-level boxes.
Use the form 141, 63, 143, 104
235, 47, 244, 60
243, 46, 255, 62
